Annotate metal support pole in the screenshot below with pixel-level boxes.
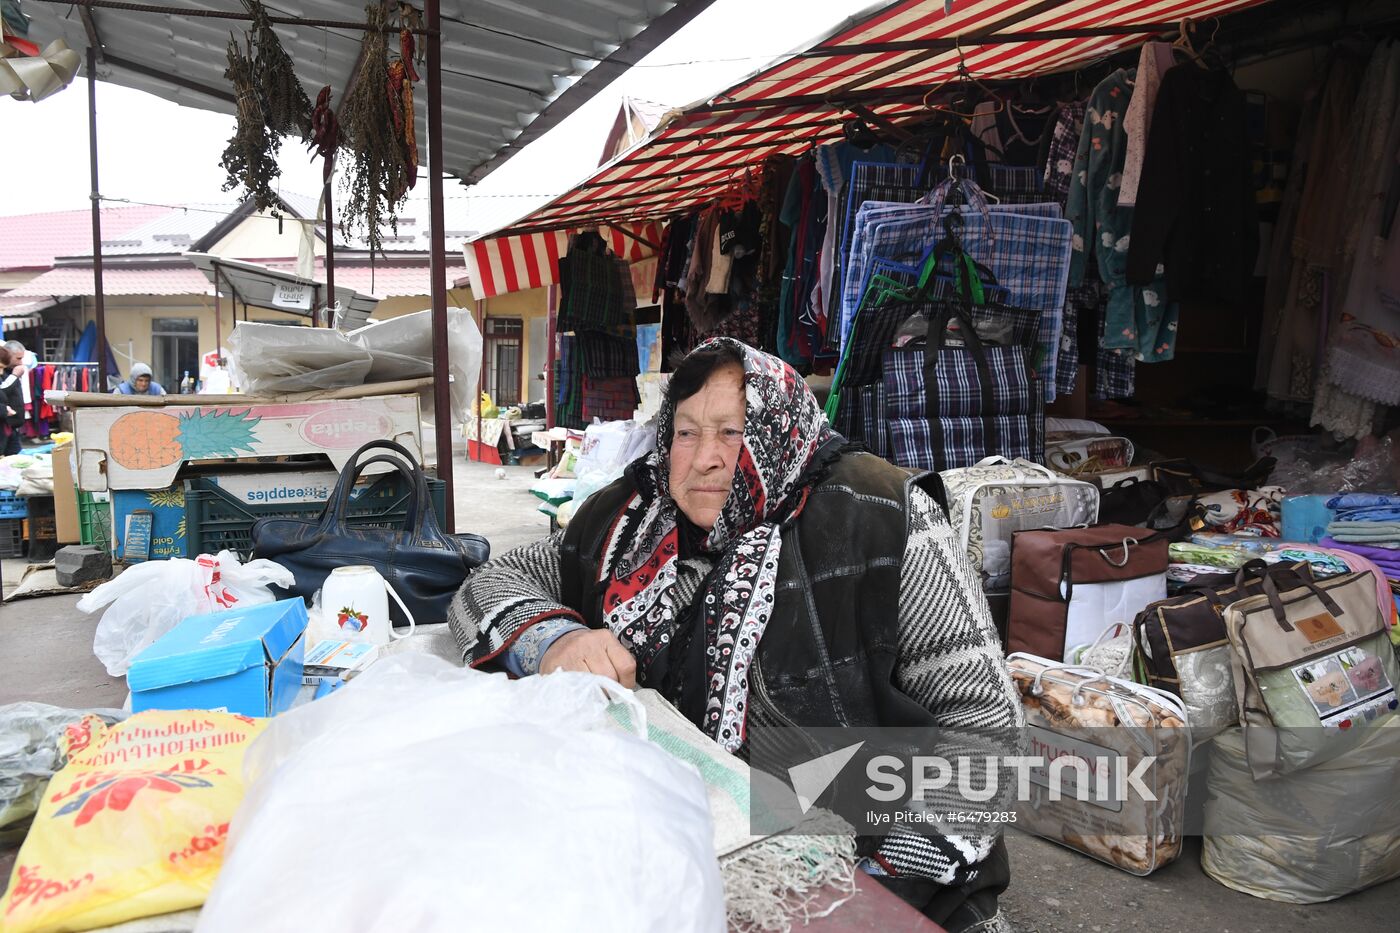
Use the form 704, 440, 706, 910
545, 284, 557, 430
87, 45, 108, 389
425, 0, 455, 530
475, 299, 484, 463
212, 264, 222, 368
322, 155, 336, 328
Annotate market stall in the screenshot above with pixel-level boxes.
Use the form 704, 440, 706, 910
462, 0, 1400, 908
5, 0, 1400, 929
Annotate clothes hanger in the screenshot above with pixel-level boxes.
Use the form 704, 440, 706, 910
922, 40, 1006, 121
715, 168, 761, 212
847, 105, 917, 145
1171, 17, 1215, 67
939, 152, 1000, 205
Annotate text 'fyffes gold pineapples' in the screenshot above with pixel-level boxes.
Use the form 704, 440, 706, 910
109, 409, 262, 470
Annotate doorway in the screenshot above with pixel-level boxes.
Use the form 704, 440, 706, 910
151, 317, 199, 390
484, 316, 523, 406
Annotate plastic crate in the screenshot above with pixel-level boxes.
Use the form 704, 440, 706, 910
79, 491, 114, 553
0, 490, 26, 520
185, 473, 448, 562
26, 510, 58, 561
0, 518, 23, 558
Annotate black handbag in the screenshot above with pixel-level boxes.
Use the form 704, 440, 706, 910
1097, 476, 1170, 527
250, 440, 490, 626
1150, 457, 1277, 498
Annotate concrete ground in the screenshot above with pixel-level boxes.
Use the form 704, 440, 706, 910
2, 456, 1399, 928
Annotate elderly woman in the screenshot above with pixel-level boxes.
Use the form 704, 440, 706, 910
112, 362, 166, 396
450, 338, 1021, 932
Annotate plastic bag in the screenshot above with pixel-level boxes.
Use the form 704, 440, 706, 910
1270, 435, 1396, 495
79, 550, 295, 677
569, 419, 656, 514
0, 703, 125, 845
0, 710, 267, 933
15, 454, 54, 497
1203, 719, 1400, 903
196, 655, 724, 933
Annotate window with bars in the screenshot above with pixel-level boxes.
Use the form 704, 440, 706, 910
484, 317, 523, 406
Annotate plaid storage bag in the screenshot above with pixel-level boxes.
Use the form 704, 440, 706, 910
883, 297, 1044, 471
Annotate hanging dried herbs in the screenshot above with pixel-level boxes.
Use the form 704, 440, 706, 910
339, 2, 419, 257
245, 0, 312, 140
220, 34, 281, 211
219, 0, 311, 212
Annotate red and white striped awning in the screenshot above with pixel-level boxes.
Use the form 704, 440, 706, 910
462, 220, 665, 299
469, 0, 1271, 274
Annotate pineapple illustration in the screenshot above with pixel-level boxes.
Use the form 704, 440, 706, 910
147, 488, 186, 509
109, 409, 261, 470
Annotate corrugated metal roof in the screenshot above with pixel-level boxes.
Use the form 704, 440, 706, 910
489, 0, 1274, 235
0, 204, 168, 271
263, 260, 470, 299
322, 262, 470, 299
93, 204, 235, 256
5, 265, 214, 297
326, 194, 477, 253
23, 0, 718, 185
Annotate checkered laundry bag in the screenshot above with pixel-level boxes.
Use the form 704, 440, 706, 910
883, 300, 1044, 471
835, 382, 890, 458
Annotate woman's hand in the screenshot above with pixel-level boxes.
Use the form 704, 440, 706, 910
540, 628, 637, 688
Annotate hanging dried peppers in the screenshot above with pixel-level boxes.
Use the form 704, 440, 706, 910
219, 0, 312, 212
339, 2, 421, 257
308, 86, 339, 163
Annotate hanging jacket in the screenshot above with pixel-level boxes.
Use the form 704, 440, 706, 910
1126, 64, 1259, 304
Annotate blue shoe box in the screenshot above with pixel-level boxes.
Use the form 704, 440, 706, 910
128, 598, 309, 717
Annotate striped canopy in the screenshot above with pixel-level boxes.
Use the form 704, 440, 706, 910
467, 0, 1272, 295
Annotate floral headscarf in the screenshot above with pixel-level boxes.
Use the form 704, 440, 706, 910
597, 338, 835, 750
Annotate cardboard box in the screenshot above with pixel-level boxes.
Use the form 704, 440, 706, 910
113, 486, 189, 561
51, 442, 82, 543
111, 463, 419, 561
128, 598, 308, 717
73, 394, 423, 492
301, 640, 378, 686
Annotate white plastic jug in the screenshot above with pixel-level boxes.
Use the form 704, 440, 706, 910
320, 566, 416, 646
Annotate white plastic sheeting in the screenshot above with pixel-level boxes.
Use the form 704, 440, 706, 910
226, 309, 482, 424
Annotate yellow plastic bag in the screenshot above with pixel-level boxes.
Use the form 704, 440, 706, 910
1, 710, 266, 933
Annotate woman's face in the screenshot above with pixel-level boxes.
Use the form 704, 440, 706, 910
669, 364, 745, 530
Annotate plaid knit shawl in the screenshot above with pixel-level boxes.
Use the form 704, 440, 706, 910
598, 338, 834, 751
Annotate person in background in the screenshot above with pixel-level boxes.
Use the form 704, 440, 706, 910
111, 362, 167, 397
0, 346, 25, 455
451, 337, 1022, 932
3, 340, 34, 438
